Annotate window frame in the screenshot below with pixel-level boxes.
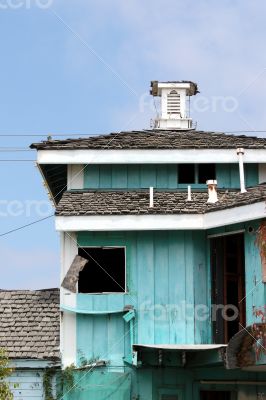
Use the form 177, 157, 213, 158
77, 245, 127, 294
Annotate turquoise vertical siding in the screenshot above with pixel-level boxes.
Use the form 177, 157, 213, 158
217, 163, 258, 188
76, 224, 265, 366
76, 230, 210, 367
84, 163, 259, 189
84, 164, 178, 189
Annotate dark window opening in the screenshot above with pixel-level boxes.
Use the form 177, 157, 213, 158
78, 247, 126, 293
178, 164, 195, 183
178, 164, 216, 184
198, 163, 216, 184
200, 391, 233, 400
211, 233, 246, 344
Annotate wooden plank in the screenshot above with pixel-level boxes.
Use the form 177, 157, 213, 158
112, 165, 127, 188
168, 231, 186, 343
100, 165, 112, 188
137, 231, 155, 344
84, 164, 100, 188
127, 165, 140, 188
154, 232, 170, 344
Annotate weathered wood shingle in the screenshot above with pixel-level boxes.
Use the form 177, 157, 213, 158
0, 289, 60, 360
30, 129, 266, 150
55, 184, 266, 216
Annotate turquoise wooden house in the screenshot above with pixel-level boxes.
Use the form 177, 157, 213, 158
0, 289, 60, 399
31, 81, 266, 399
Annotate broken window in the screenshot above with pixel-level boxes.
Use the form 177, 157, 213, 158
78, 247, 126, 294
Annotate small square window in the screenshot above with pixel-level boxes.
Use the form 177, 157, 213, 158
78, 247, 126, 293
198, 164, 216, 184
178, 164, 195, 184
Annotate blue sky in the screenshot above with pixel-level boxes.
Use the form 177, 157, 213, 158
1, 0, 266, 289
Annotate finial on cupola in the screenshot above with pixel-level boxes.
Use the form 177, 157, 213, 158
150, 80, 199, 130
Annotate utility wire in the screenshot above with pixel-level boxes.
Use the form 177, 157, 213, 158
0, 215, 53, 237
0, 130, 265, 137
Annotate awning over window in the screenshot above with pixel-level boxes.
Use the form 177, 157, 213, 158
131, 344, 227, 368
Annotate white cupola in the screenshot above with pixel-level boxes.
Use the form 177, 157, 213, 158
150, 80, 199, 130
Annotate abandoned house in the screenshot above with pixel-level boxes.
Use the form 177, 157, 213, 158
0, 289, 60, 399
31, 81, 266, 399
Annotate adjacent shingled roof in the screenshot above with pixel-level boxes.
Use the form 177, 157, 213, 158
55, 184, 266, 216
30, 129, 266, 150
0, 289, 60, 360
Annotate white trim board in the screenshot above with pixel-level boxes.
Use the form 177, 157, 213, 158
55, 201, 265, 232
37, 148, 266, 165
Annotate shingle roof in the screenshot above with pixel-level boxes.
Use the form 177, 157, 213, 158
55, 184, 266, 216
0, 289, 60, 360
30, 129, 266, 150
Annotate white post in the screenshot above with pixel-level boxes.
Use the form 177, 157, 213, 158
187, 185, 192, 201
237, 148, 247, 193
149, 187, 154, 208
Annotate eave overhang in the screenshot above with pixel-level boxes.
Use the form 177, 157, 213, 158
55, 201, 265, 231
36, 148, 266, 164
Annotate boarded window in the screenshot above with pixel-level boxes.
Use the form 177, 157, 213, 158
78, 247, 126, 293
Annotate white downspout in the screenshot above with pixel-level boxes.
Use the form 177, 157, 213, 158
237, 148, 247, 193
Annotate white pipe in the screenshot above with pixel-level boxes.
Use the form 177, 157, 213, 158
149, 187, 154, 208
237, 148, 247, 193
187, 185, 192, 201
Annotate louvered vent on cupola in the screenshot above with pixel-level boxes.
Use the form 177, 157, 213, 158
150, 80, 199, 130
167, 90, 181, 116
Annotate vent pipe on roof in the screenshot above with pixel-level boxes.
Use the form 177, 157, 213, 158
187, 185, 192, 201
237, 148, 247, 193
207, 180, 218, 203
149, 187, 154, 208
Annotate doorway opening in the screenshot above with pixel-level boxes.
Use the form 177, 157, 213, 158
210, 233, 246, 343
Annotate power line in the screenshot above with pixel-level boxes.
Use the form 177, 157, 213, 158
0, 130, 265, 138
0, 160, 35, 162
0, 133, 100, 137
0, 215, 53, 237
0, 148, 34, 153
